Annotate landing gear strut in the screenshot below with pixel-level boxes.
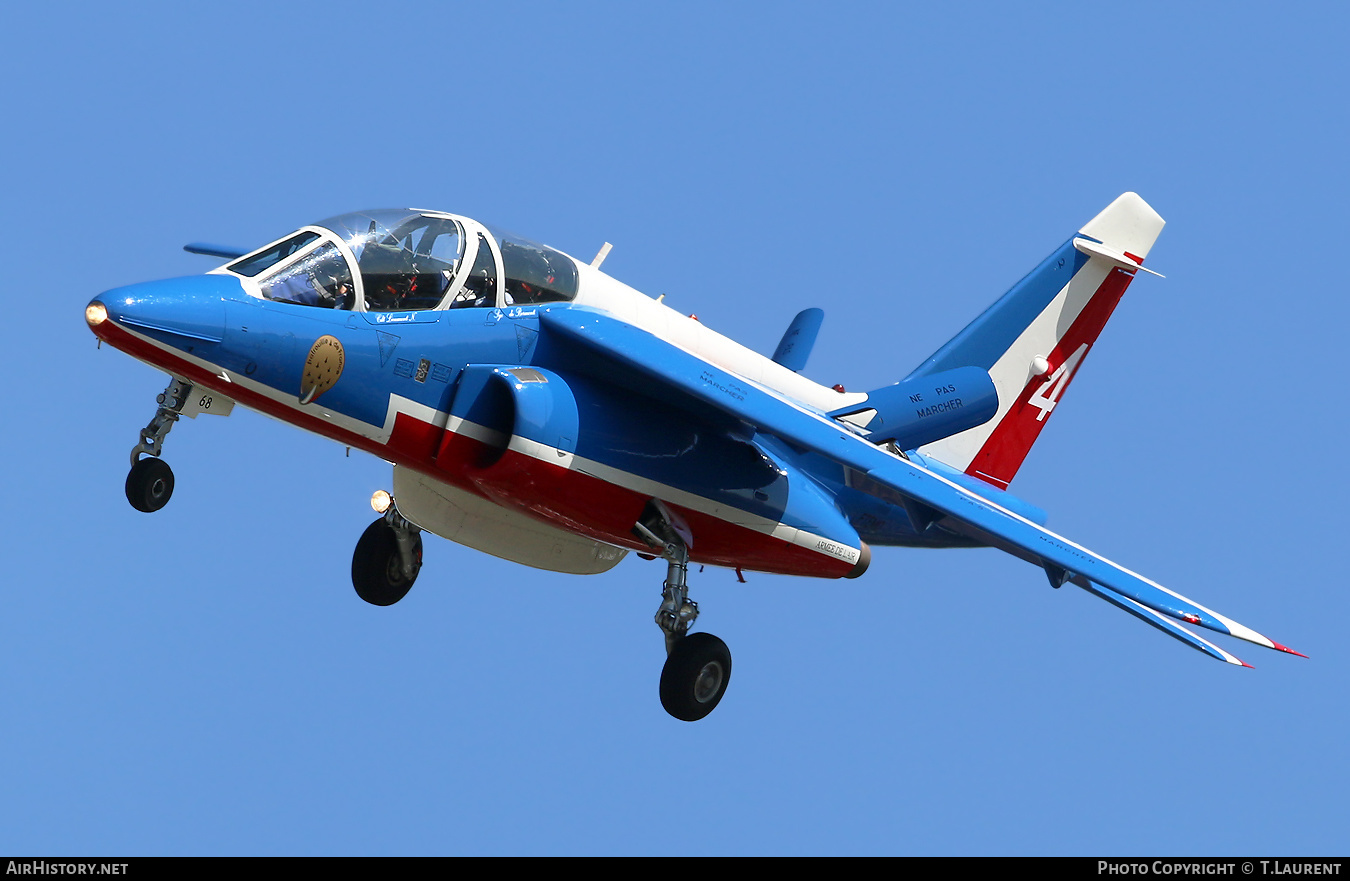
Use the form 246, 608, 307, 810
125, 376, 192, 513
352, 493, 423, 606
635, 500, 732, 722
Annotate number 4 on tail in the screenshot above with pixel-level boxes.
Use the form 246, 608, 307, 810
1027, 343, 1089, 422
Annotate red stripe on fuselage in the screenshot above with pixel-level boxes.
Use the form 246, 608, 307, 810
964, 266, 1137, 487
93, 320, 857, 578
468, 447, 857, 577
94, 320, 442, 467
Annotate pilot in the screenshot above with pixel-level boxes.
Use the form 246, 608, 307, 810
325, 279, 353, 310
273, 267, 354, 309
509, 279, 554, 305
370, 273, 419, 310
271, 271, 327, 307
461, 268, 496, 307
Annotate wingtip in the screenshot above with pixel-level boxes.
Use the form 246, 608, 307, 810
1240, 661, 1255, 669
1272, 641, 1309, 659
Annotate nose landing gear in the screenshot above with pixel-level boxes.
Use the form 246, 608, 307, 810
635, 500, 732, 722
125, 377, 193, 513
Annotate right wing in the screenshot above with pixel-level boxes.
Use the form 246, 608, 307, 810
539, 306, 1304, 666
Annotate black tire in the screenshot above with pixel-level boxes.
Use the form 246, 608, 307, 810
660, 632, 732, 722
351, 518, 422, 606
125, 457, 174, 513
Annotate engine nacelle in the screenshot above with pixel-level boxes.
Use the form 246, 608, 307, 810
444, 365, 585, 517
434, 365, 869, 578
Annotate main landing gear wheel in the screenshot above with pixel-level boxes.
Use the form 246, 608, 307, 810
351, 516, 423, 606
125, 457, 174, 513
660, 632, 732, 722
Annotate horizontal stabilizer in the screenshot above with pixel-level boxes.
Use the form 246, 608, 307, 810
1073, 237, 1164, 278
772, 308, 824, 372
183, 242, 248, 259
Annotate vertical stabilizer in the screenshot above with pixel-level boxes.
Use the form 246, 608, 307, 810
772, 308, 825, 372
907, 193, 1164, 488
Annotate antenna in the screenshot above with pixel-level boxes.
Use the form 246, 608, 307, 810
591, 242, 613, 268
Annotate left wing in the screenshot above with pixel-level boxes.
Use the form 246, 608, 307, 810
539, 306, 1304, 666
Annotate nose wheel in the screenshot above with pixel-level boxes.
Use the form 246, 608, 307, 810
125, 457, 175, 513
635, 500, 733, 722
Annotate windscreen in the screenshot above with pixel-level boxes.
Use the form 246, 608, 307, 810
227, 231, 320, 278
256, 242, 355, 309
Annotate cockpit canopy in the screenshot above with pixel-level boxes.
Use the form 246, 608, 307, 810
484, 224, 580, 306
222, 209, 580, 312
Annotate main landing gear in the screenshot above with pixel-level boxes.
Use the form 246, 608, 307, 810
125, 376, 192, 513
351, 491, 423, 606
635, 501, 732, 722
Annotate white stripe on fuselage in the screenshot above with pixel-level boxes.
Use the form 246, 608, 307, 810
504, 434, 861, 565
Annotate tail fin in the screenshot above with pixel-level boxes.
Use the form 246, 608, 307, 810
907, 193, 1165, 489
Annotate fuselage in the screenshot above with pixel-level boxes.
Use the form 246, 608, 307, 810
87, 208, 990, 578
87, 194, 1300, 711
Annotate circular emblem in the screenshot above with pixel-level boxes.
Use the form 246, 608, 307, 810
299, 335, 345, 404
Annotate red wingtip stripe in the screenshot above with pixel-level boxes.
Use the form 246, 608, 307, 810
1272, 642, 1309, 659
1241, 661, 1255, 669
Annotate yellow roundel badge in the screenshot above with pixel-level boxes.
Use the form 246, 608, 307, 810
300, 335, 345, 405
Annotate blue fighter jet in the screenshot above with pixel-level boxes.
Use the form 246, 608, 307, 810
85, 193, 1303, 721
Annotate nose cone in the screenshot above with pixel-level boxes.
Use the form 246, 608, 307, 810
89, 275, 242, 344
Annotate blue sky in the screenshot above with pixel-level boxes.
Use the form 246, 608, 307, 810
2, 1, 1346, 855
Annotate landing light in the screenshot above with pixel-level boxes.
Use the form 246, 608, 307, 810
85, 301, 107, 327
371, 490, 392, 514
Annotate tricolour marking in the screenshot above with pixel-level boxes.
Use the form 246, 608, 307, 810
471, 446, 860, 576
915, 258, 1110, 470
962, 265, 1135, 487
97, 319, 860, 577
501, 432, 861, 567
